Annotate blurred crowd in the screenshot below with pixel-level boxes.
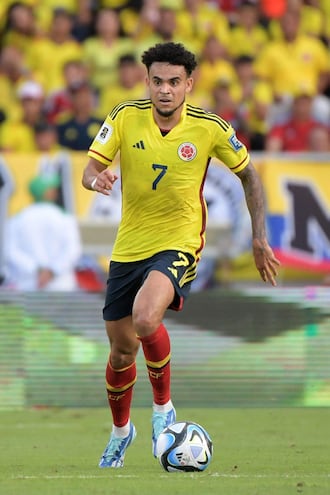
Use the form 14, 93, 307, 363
0, 0, 329, 154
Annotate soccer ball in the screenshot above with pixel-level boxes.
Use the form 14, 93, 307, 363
155, 421, 213, 472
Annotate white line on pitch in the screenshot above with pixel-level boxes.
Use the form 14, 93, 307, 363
9, 473, 330, 480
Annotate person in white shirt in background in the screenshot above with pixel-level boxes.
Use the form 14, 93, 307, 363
4, 174, 82, 291
88, 165, 122, 222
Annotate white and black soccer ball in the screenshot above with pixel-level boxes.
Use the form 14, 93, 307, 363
155, 421, 213, 472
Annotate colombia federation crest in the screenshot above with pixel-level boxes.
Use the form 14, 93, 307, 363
177, 142, 197, 161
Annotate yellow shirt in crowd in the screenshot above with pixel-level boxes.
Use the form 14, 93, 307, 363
254, 34, 329, 98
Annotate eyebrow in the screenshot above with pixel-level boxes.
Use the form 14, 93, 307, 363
152, 76, 182, 83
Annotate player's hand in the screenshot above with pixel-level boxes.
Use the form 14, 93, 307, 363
252, 238, 281, 286
92, 169, 118, 195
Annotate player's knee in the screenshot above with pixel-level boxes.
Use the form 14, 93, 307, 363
132, 310, 159, 337
110, 352, 134, 370
110, 345, 139, 369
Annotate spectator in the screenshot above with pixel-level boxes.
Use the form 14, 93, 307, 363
82, 8, 134, 92
88, 165, 122, 222
267, 0, 328, 41
227, 0, 269, 59
233, 54, 273, 150
55, 80, 102, 150
176, 0, 230, 53
193, 34, 236, 96
44, 59, 90, 124
150, 5, 181, 43
0, 1, 38, 54
25, 7, 83, 94
102, 0, 139, 37
34, 120, 59, 153
125, 0, 161, 41
0, 45, 33, 124
3, 173, 82, 291
97, 53, 146, 117
0, 80, 46, 152
33, 120, 76, 212
71, 0, 96, 42
254, 8, 329, 101
135, 5, 199, 57
212, 78, 250, 148
265, 84, 329, 152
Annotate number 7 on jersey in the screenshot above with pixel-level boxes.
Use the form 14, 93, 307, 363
152, 164, 168, 190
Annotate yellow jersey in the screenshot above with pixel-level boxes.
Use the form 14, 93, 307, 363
227, 25, 269, 59
0, 120, 36, 152
254, 34, 329, 98
88, 100, 249, 262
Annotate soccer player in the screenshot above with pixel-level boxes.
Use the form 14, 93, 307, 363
82, 42, 280, 468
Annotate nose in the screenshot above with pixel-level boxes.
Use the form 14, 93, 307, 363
160, 82, 171, 93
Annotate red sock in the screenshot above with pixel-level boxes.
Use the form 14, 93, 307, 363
139, 323, 171, 405
105, 359, 137, 427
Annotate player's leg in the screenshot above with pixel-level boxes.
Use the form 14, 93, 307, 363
133, 270, 177, 456
99, 316, 140, 468
105, 316, 140, 430
99, 258, 143, 468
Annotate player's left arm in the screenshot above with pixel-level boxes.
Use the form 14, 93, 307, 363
236, 161, 281, 286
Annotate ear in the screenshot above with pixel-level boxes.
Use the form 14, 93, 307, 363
185, 77, 193, 94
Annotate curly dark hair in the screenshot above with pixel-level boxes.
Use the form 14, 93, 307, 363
141, 42, 197, 76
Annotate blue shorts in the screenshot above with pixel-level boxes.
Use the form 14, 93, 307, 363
103, 250, 197, 321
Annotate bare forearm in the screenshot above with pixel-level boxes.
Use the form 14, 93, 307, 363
82, 159, 104, 190
237, 162, 266, 240
237, 162, 281, 286
82, 157, 119, 195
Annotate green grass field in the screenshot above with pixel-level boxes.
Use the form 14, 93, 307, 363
0, 407, 329, 495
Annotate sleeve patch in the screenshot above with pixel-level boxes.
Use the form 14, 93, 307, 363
95, 124, 113, 144
228, 133, 243, 151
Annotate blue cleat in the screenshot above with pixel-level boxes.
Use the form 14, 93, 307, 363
152, 407, 176, 457
99, 423, 136, 468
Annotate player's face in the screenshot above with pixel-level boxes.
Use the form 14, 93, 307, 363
146, 62, 193, 119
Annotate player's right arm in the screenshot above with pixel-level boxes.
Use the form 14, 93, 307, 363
82, 157, 118, 196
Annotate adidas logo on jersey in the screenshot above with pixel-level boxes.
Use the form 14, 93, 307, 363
133, 140, 145, 149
